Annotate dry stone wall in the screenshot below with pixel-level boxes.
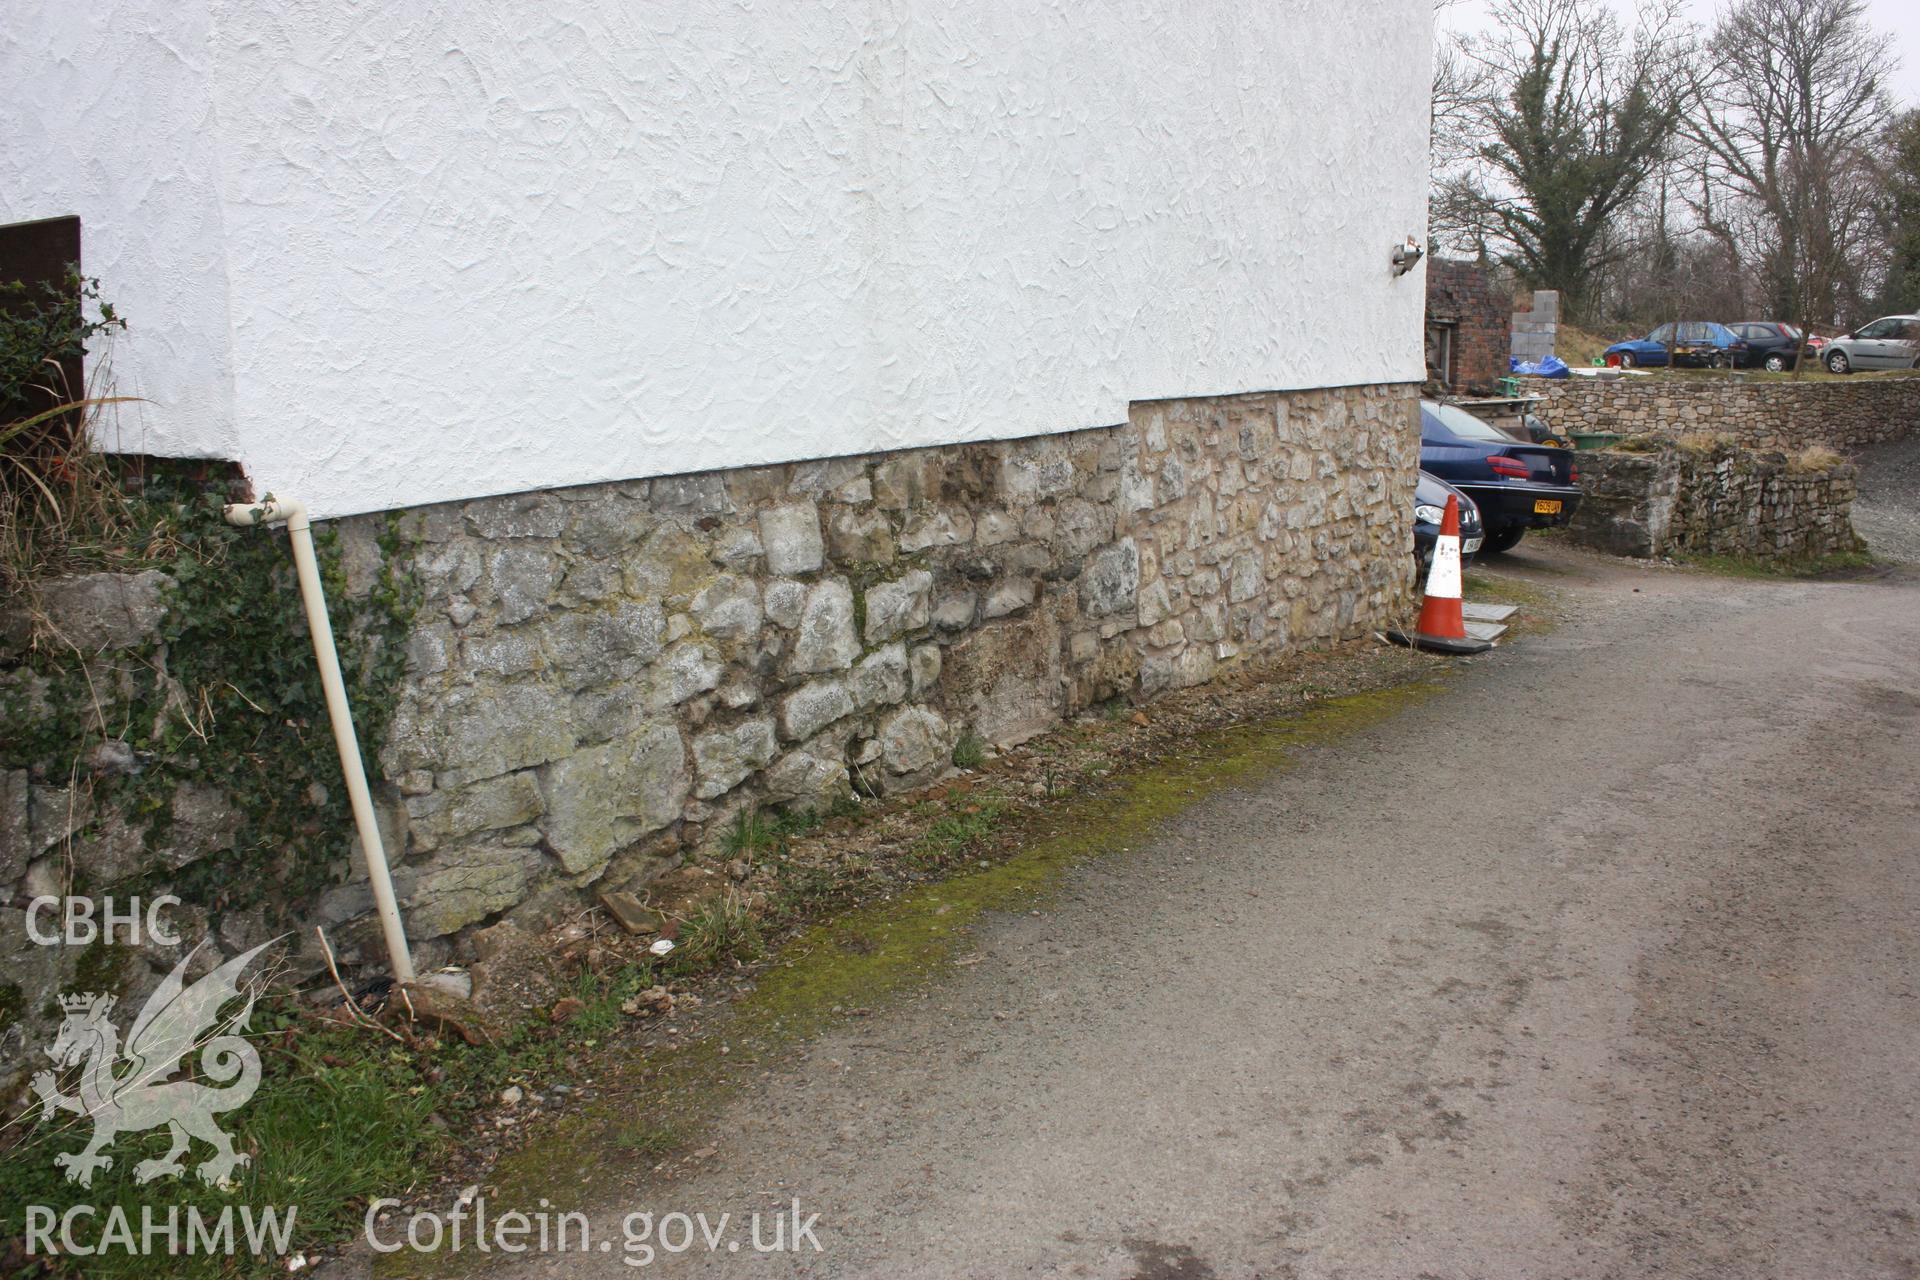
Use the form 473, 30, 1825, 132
1, 383, 1417, 1084
1567, 440, 1862, 561
1532, 376, 1920, 453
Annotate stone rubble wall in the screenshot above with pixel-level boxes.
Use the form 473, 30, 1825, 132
1, 383, 1418, 1081
1530, 376, 1920, 453
1566, 441, 1862, 561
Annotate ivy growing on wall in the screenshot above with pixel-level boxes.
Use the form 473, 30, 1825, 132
0, 468, 418, 918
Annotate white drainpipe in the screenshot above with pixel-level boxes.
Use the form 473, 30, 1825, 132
224, 497, 416, 985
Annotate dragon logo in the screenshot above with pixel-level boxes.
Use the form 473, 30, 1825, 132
31, 939, 278, 1188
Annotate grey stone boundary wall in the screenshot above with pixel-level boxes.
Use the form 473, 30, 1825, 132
1530, 375, 1920, 453
1566, 438, 1862, 561
1, 383, 1417, 1080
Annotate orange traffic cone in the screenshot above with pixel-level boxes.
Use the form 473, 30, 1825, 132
1387, 494, 1493, 655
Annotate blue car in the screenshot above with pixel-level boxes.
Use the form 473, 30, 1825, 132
1413, 470, 1483, 575
1419, 400, 1580, 555
1604, 321, 1749, 369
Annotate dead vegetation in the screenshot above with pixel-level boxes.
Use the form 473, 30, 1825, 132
0, 269, 146, 605
1788, 445, 1844, 473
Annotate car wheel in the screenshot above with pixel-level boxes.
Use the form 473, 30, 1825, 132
1763, 353, 1787, 372
1827, 350, 1852, 374
1618, 351, 1638, 369
1481, 527, 1526, 556
1709, 351, 1728, 369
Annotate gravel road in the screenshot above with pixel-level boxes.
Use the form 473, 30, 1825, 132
478, 545, 1920, 1280
1854, 433, 1920, 562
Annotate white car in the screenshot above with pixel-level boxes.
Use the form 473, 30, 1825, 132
1824, 315, 1920, 373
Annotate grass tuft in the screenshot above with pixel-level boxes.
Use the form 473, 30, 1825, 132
1788, 445, 1843, 473
672, 891, 762, 971
906, 800, 1006, 871
951, 729, 986, 769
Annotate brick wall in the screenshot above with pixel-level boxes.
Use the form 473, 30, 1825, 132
1425, 259, 1510, 394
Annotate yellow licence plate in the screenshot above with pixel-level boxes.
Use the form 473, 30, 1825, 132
1534, 499, 1563, 515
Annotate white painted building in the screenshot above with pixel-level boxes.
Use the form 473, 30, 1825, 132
3, 1, 1431, 519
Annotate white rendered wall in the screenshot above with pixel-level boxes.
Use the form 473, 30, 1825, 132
2, 0, 242, 465
3, 1, 1432, 520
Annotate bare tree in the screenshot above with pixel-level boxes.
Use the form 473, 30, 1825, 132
1430, 8, 1496, 258
1686, 0, 1897, 345
1868, 108, 1920, 315
1435, 0, 1697, 323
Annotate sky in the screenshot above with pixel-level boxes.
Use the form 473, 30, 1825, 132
1438, 0, 1920, 107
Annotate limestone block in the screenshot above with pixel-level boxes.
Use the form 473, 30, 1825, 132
983, 578, 1037, 619
1080, 538, 1139, 617
763, 747, 850, 810
825, 507, 896, 565
909, 643, 942, 696
758, 503, 825, 575
852, 643, 911, 710
540, 723, 688, 875
878, 705, 953, 777
863, 569, 933, 644
1, 570, 171, 653
789, 581, 860, 673
692, 717, 778, 799
900, 509, 975, 553
943, 613, 1063, 746
486, 545, 560, 626
410, 769, 547, 853
407, 842, 545, 938
690, 575, 761, 644
764, 579, 807, 629
780, 678, 855, 741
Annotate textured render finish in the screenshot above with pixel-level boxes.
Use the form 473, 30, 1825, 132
3, 1, 1432, 518
0, 0, 241, 463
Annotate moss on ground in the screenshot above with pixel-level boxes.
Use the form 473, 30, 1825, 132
468, 681, 1441, 1227
1680, 549, 1878, 580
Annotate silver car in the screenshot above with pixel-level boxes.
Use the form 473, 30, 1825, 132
1824, 314, 1920, 373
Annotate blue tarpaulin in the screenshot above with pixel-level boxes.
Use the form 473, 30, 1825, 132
1510, 354, 1571, 378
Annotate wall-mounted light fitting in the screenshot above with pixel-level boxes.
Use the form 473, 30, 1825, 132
1391, 236, 1425, 276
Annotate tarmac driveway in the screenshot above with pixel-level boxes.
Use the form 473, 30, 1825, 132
484, 545, 1920, 1279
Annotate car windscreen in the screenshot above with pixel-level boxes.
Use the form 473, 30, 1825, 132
1422, 401, 1512, 443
